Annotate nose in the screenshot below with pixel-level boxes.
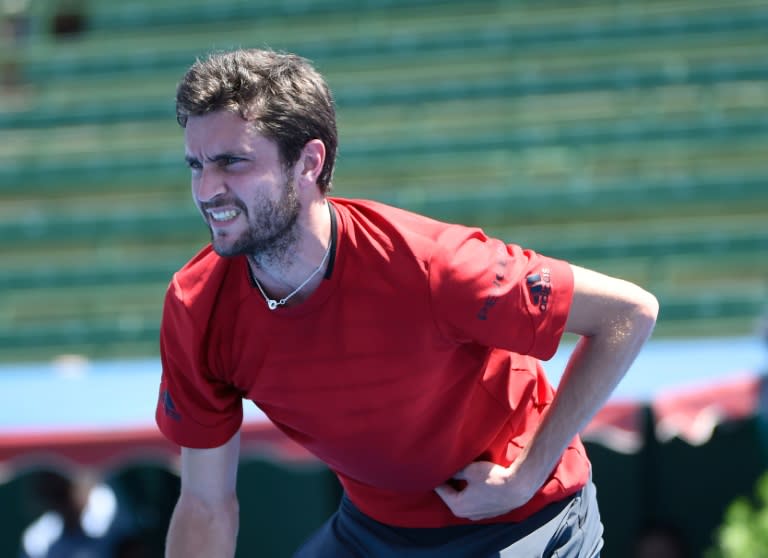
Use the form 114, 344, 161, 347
194, 166, 226, 203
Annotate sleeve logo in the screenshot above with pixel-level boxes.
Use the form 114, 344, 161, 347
161, 389, 182, 421
477, 246, 509, 321
526, 268, 552, 312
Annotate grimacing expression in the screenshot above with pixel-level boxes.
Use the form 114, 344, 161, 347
202, 173, 300, 259
184, 110, 302, 261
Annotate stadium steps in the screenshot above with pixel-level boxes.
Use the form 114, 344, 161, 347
4, 20, 767, 127
1, 173, 765, 246
3, 202, 764, 289
1, 216, 764, 358
4, 0, 767, 116
4, 113, 768, 194
4, 56, 768, 132
5, 77, 768, 160
3, 212, 764, 285
18, 2, 767, 77
0, 0, 766, 360
79, 0, 768, 35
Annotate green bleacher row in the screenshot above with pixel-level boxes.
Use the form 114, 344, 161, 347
18, 1, 767, 74
2, 220, 765, 290
4, 267, 764, 331
1, 289, 762, 361
6, 75, 768, 142
4, 80, 767, 183
7, 20, 768, 113
4, 175, 764, 274
3, 287, 762, 337
2, 241, 763, 320
3, 58, 768, 133
17, 16, 765, 86
32, 0, 503, 36
3, 146, 767, 223
78, 0, 768, 35
7, 2, 763, 101
5, 0, 767, 110
3, 210, 765, 305
2, 144, 765, 282
4, 245, 763, 311
3, 114, 768, 189
4, 74, 768, 162
1, 215, 758, 358
2, 174, 766, 250
0, 282, 761, 352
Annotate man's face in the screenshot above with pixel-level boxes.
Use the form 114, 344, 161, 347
184, 110, 300, 259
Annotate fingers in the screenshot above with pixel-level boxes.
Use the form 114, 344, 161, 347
434, 462, 517, 521
434, 483, 466, 518
434, 483, 458, 502
452, 461, 493, 481
434, 485, 497, 521
434, 481, 489, 521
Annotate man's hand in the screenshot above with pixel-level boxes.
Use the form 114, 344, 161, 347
434, 460, 537, 521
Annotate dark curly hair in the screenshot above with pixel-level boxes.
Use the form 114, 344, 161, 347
176, 48, 338, 192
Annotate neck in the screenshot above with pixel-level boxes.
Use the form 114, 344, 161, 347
248, 200, 332, 304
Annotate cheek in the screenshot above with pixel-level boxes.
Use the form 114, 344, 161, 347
189, 178, 209, 215
190, 171, 204, 192
190, 180, 203, 207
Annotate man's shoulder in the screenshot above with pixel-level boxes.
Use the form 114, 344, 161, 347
334, 197, 490, 254
331, 196, 457, 242
332, 196, 436, 221
167, 245, 240, 308
173, 244, 219, 287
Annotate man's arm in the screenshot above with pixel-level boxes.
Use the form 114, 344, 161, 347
436, 264, 658, 520
166, 430, 241, 557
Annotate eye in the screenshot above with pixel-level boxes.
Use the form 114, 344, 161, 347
186, 158, 202, 171
221, 156, 244, 167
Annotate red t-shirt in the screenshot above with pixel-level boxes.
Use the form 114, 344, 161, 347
156, 197, 590, 528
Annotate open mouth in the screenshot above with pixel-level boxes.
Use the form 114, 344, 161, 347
207, 207, 241, 223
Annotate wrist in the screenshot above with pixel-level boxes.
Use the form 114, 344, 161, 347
507, 452, 550, 498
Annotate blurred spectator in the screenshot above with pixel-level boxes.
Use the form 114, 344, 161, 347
1, 0, 29, 41
0, 0, 30, 92
50, 0, 85, 38
18, 472, 111, 558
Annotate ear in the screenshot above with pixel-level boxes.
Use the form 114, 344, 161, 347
296, 139, 326, 188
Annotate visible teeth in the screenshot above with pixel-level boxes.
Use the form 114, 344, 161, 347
208, 209, 239, 221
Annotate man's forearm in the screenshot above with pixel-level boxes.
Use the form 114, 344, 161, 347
166, 493, 239, 558
515, 290, 658, 489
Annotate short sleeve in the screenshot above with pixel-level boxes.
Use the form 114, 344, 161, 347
155, 278, 243, 448
430, 227, 574, 360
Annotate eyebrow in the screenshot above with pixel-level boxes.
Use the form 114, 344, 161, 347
184, 152, 247, 165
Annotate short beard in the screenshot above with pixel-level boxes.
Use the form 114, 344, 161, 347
210, 176, 301, 267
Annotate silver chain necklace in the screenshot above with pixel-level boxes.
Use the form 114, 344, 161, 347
252, 239, 331, 310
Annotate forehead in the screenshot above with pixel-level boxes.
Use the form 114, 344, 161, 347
184, 110, 275, 156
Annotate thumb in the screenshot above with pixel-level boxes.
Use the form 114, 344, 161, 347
452, 460, 494, 482
434, 483, 459, 503
452, 467, 469, 481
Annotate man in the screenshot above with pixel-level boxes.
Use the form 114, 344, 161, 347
156, 48, 658, 557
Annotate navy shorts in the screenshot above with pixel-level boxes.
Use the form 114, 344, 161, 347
294, 475, 604, 557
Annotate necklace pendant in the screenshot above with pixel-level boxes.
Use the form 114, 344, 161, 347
267, 299, 278, 310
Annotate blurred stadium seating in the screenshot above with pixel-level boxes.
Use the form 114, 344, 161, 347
1, 0, 767, 362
